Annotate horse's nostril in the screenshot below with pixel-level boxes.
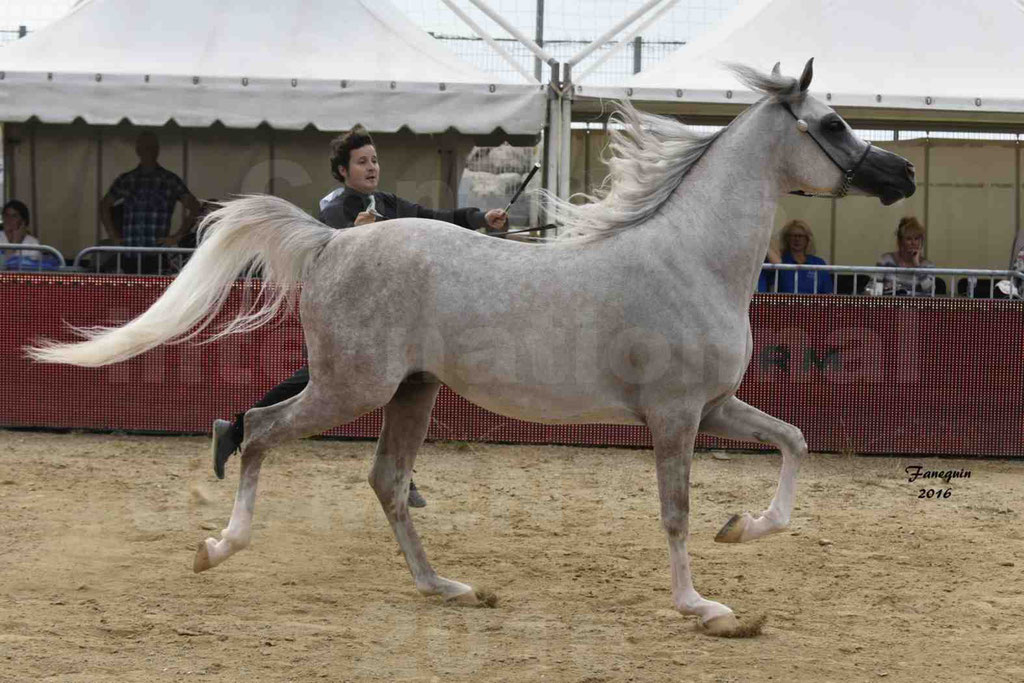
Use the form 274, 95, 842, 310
905, 162, 916, 179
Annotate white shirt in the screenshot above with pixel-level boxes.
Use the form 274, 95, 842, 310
2, 233, 42, 266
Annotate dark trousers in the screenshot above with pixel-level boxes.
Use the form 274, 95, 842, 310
230, 365, 310, 442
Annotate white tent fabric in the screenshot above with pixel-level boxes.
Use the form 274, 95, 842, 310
577, 0, 1024, 115
0, 0, 545, 134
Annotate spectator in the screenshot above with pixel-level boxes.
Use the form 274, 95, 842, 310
1, 199, 40, 265
867, 216, 936, 296
99, 130, 202, 273
757, 220, 832, 294
776, 220, 832, 294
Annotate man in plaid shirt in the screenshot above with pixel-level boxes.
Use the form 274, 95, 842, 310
100, 131, 201, 270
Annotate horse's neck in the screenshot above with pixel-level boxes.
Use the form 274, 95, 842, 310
653, 108, 784, 301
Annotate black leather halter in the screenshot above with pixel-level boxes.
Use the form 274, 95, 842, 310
780, 101, 872, 199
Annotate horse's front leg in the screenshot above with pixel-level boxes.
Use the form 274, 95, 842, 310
699, 396, 806, 543
648, 408, 739, 635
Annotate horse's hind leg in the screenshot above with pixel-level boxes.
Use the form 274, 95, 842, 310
699, 396, 807, 543
369, 379, 477, 603
194, 382, 391, 573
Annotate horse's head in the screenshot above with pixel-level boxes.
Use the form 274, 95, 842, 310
734, 60, 916, 206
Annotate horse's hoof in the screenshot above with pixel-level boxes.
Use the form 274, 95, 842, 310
450, 589, 498, 607
193, 540, 212, 573
702, 613, 741, 635
445, 589, 481, 606
473, 589, 499, 608
701, 613, 767, 638
714, 513, 746, 543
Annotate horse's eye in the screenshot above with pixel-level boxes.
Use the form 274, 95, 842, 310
824, 119, 845, 133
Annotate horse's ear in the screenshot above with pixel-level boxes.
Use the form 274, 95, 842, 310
798, 58, 814, 91
771, 62, 781, 77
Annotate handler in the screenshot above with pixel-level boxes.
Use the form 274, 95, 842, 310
211, 125, 508, 507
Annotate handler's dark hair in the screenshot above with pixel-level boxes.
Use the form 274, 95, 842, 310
2, 199, 30, 225
329, 125, 375, 183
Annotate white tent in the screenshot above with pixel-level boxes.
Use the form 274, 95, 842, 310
0, 0, 545, 134
0, 0, 547, 258
576, 0, 1024, 123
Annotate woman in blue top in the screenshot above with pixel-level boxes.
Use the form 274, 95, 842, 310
760, 219, 832, 294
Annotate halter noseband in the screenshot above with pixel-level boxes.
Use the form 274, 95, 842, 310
780, 101, 872, 199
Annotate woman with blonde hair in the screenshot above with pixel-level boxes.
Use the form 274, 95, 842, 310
869, 216, 936, 296
758, 219, 832, 293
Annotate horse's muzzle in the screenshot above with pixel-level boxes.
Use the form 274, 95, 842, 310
852, 147, 917, 205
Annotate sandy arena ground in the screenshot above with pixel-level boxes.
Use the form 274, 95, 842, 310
1, 430, 1023, 682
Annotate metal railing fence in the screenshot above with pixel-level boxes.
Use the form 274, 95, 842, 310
759, 263, 1023, 299
432, 34, 686, 84
72, 246, 195, 276
7, 245, 1023, 300
0, 243, 67, 270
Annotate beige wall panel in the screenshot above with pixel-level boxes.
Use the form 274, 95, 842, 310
570, 129, 610, 200
834, 140, 927, 266
185, 125, 270, 204
27, 123, 96, 256
373, 134, 445, 212
5, 123, 34, 227
266, 129, 334, 215
927, 140, 1016, 269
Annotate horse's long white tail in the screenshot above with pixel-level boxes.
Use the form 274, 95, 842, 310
25, 195, 336, 367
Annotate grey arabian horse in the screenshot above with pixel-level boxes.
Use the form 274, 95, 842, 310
27, 61, 915, 636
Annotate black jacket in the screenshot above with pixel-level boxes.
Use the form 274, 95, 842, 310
318, 187, 487, 231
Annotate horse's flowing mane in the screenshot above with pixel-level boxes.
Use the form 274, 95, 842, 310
548, 64, 799, 241
726, 63, 801, 102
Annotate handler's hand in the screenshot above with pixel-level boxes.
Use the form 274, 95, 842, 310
766, 245, 782, 264
484, 209, 508, 231
354, 211, 377, 226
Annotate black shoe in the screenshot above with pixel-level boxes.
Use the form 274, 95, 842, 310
408, 480, 427, 508
211, 419, 238, 480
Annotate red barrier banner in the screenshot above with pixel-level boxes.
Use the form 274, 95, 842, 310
2, 274, 1022, 455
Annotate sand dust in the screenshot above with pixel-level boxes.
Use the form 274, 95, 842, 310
1, 430, 1022, 682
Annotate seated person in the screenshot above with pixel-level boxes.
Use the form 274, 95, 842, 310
867, 216, 935, 296
1, 199, 44, 269
757, 220, 832, 293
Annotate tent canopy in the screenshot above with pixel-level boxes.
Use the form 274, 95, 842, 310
575, 0, 1024, 123
0, 0, 545, 134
